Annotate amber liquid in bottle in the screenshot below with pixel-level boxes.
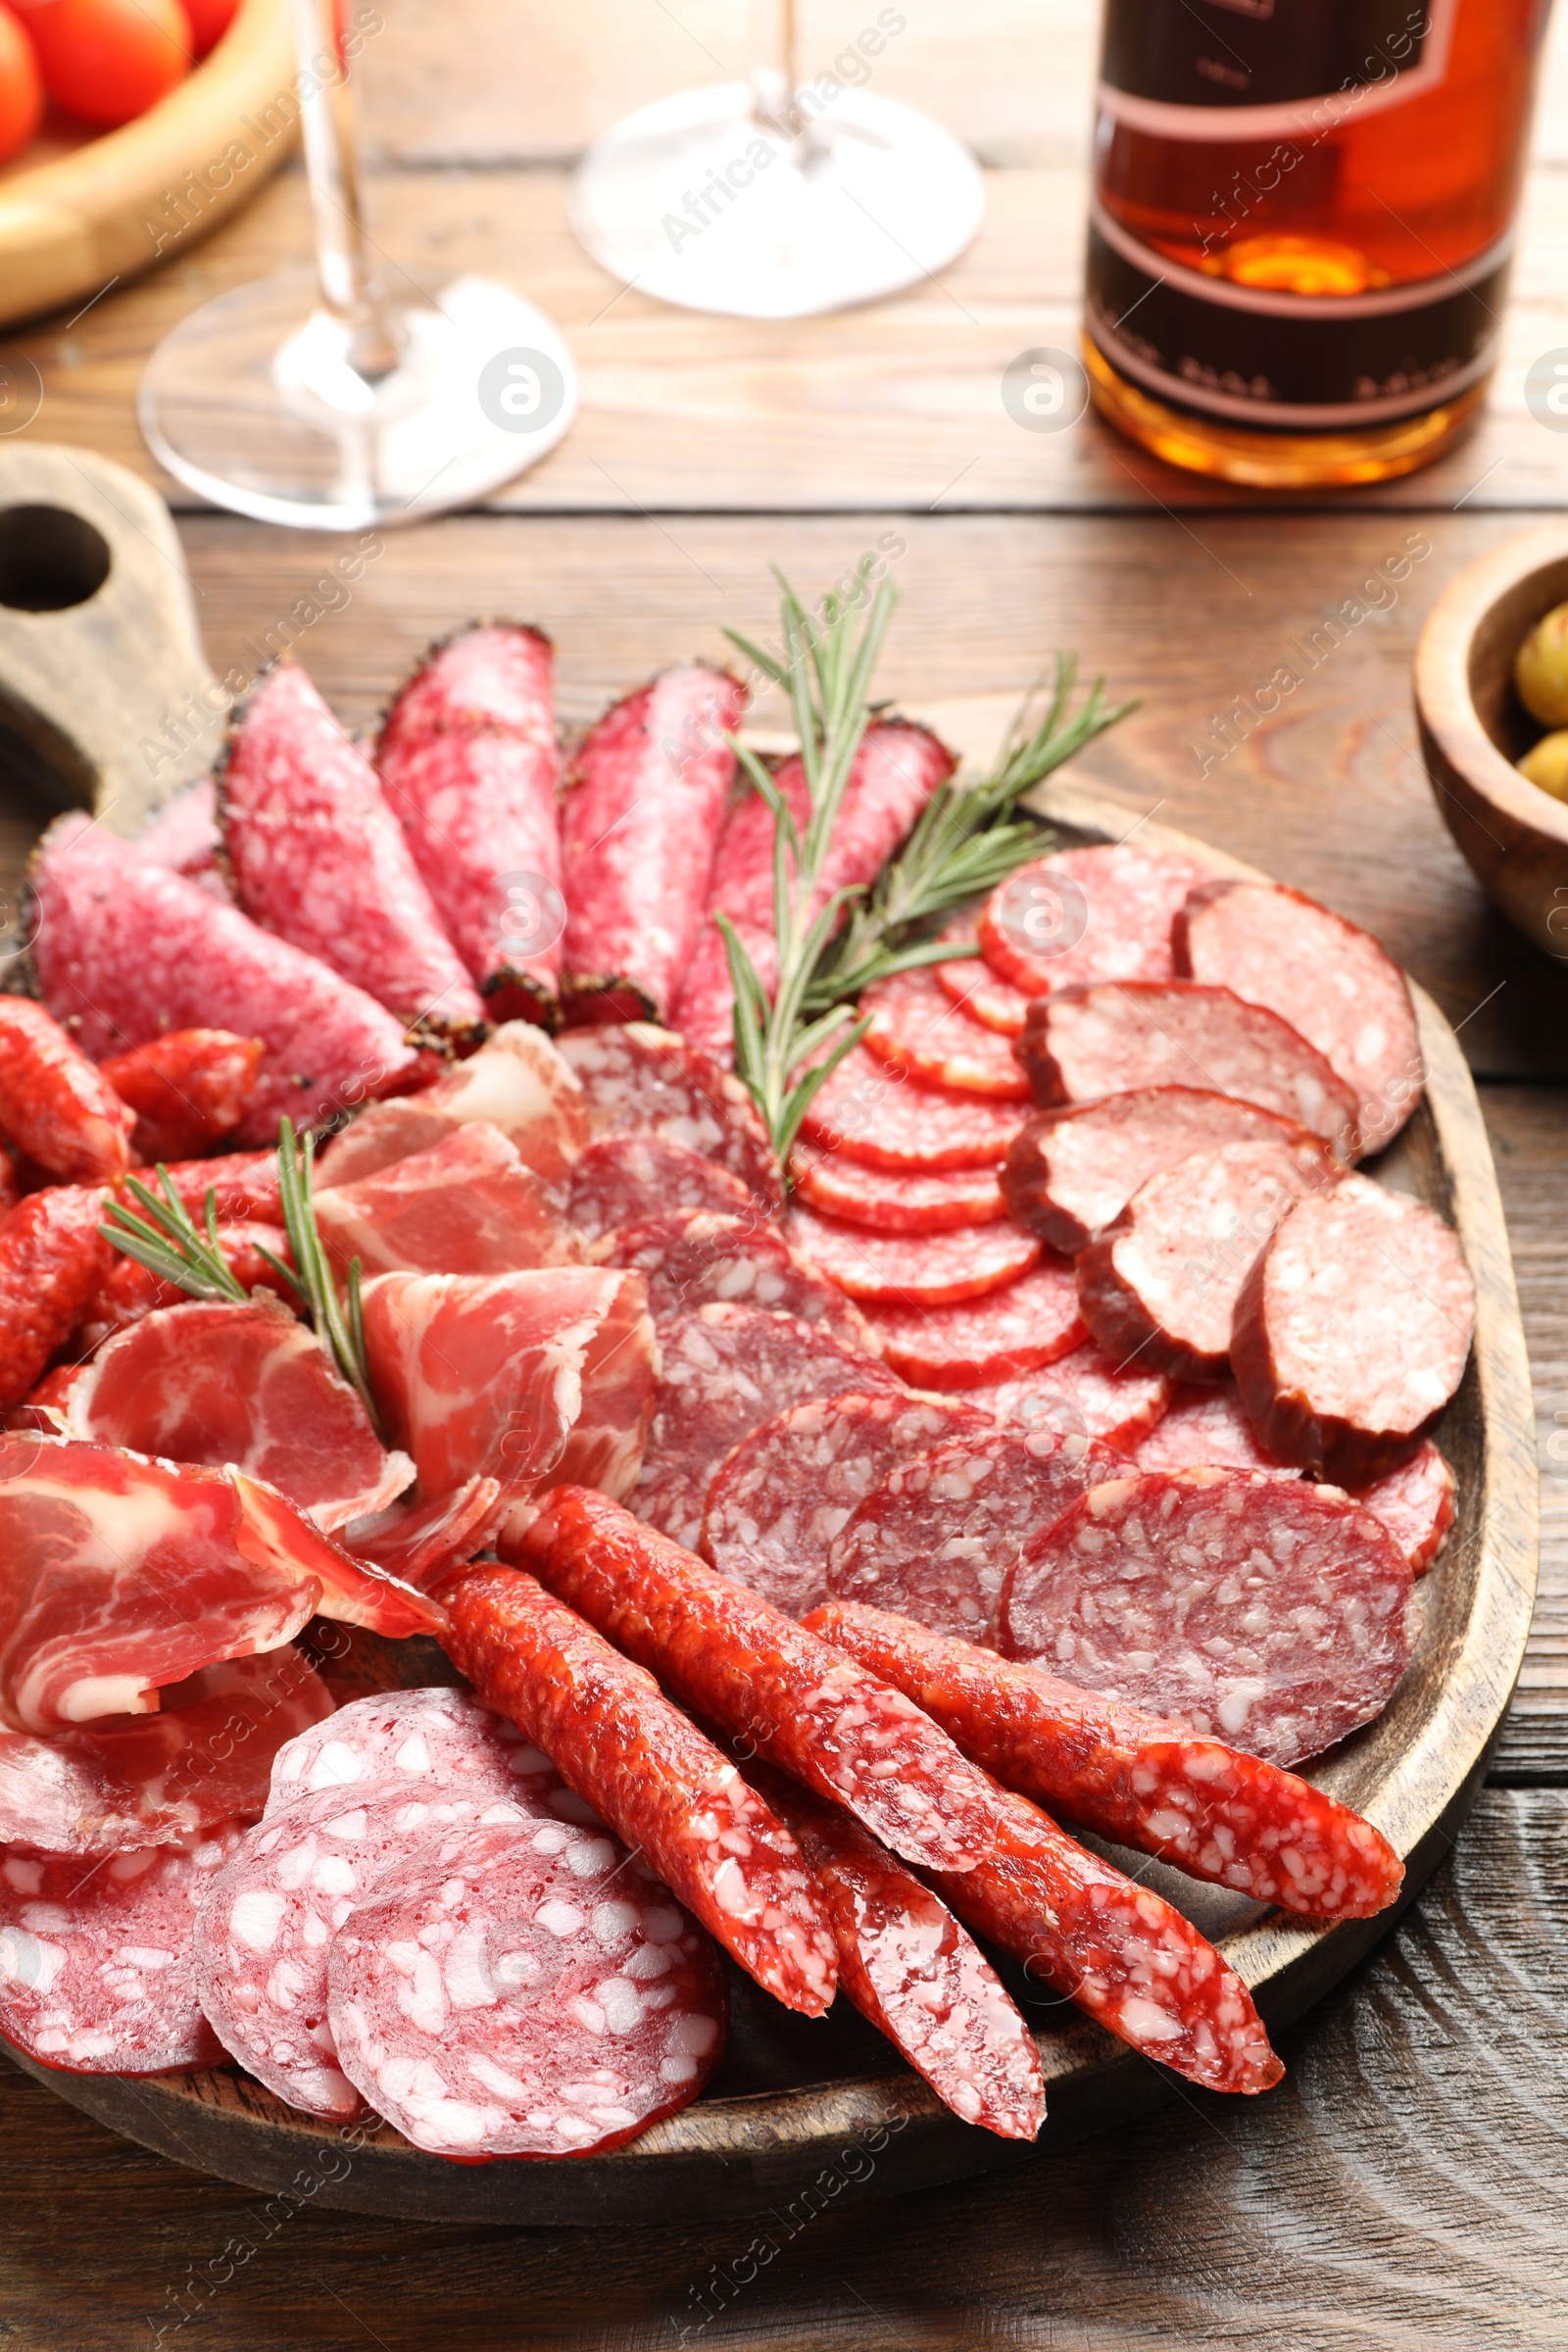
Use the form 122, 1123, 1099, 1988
1084, 0, 1548, 486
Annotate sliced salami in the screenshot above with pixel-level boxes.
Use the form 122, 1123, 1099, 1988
375, 625, 564, 1024
1232, 1175, 1476, 1484
317, 1123, 579, 1280
559, 665, 745, 1025
328, 1815, 727, 2156
860, 1257, 1085, 1390
634, 1301, 906, 1552
701, 1390, 993, 1619
967, 1342, 1171, 1453
789, 1142, 1005, 1234
861, 967, 1031, 1101
1350, 1443, 1455, 1574
998, 1466, 1416, 1767
1175, 878, 1424, 1154
0, 1823, 243, 2074
565, 1134, 753, 1244
558, 1024, 782, 1210
824, 1423, 1118, 1642
1135, 1382, 1298, 1477
1016, 981, 1360, 1160
132, 776, 226, 898
978, 845, 1216, 997
592, 1208, 872, 1350
800, 1044, 1025, 1173
1075, 1137, 1338, 1384
805, 1603, 1404, 1921
1003, 1087, 1323, 1253
220, 662, 485, 1045
195, 1780, 556, 2119
788, 1200, 1040, 1308
932, 920, 1032, 1036
319, 1021, 589, 1193
268, 1685, 558, 1814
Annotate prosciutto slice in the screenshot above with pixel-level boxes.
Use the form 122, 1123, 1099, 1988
0, 1649, 334, 1856
318, 1022, 589, 1191
62, 1299, 415, 1534
0, 1436, 440, 1733
316, 1123, 578, 1280
343, 1477, 507, 1594
361, 1266, 657, 1507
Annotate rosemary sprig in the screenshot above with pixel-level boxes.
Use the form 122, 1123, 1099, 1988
100, 1173, 250, 1303
261, 1119, 382, 1440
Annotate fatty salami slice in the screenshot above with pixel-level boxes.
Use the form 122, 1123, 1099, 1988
560, 666, 745, 1025
565, 1134, 753, 1244
933, 919, 1032, 1036
1003, 1087, 1321, 1253
1135, 1382, 1298, 1477
444, 1565, 839, 2015
592, 1208, 872, 1351
1175, 878, 1424, 1154
800, 1044, 1025, 1173
701, 1390, 994, 1619
316, 1123, 580, 1279
978, 846, 1216, 997
29, 814, 421, 1145
824, 1423, 1117, 1642
789, 1142, 1005, 1234
194, 1781, 551, 2118
806, 1603, 1403, 1921
329, 1815, 728, 2157
1351, 1442, 1456, 1574
268, 1685, 559, 1815
861, 967, 1030, 1101
518, 1486, 1008, 1876
788, 1201, 1040, 1308
861, 1257, 1085, 1389
0, 1823, 243, 2074
966, 1342, 1171, 1453
998, 1467, 1415, 1767
634, 1301, 906, 1552
1232, 1175, 1476, 1484
1016, 982, 1360, 1160
220, 662, 485, 1045
559, 1025, 782, 1211
376, 624, 564, 1024
1075, 1137, 1337, 1383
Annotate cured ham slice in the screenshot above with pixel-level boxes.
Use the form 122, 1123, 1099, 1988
360, 1266, 657, 1508
62, 1299, 415, 1533
319, 1022, 588, 1191
343, 1477, 507, 1594
316, 1123, 578, 1280
0, 1649, 334, 1855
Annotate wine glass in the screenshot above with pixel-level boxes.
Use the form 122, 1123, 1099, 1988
138, 0, 577, 529
569, 0, 985, 318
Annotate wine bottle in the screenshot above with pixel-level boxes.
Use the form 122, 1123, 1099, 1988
1083, 0, 1550, 486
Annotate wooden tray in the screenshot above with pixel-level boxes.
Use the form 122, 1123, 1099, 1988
0, 456, 1540, 2226
0, 0, 295, 333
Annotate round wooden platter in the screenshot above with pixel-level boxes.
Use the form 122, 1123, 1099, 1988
0, 456, 1540, 2222
0, 0, 295, 334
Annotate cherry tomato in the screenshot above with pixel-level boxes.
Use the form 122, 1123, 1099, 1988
181, 0, 235, 57
0, 6, 44, 163
30, 0, 192, 128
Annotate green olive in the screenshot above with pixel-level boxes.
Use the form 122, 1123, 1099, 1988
1519, 728, 1568, 804
1514, 601, 1568, 728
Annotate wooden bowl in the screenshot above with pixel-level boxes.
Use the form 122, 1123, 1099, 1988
1415, 523, 1568, 963
0, 0, 295, 333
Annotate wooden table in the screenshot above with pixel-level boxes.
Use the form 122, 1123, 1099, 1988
3, 5, 1568, 2342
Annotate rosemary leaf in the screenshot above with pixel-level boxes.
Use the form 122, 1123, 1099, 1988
274, 1119, 383, 1441
100, 1169, 250, 1304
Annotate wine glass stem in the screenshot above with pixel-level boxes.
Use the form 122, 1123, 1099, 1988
752, 0, 810, 139
291, 0, 402, 378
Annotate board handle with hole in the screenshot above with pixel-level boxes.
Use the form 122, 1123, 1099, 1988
0, 441, 218, 838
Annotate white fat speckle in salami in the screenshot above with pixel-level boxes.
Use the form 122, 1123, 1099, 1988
1348, 1442, 1456, 1574
565, 1134, 755, 1244
268, 1687, 561, 1816
558, 1025, 782, 1208
591, 1208, 873, 1350
861, 1258, 1085, 1390
968, 1341, 1171, 1454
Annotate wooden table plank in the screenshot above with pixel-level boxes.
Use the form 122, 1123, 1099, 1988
1, 1785, 1563, 2350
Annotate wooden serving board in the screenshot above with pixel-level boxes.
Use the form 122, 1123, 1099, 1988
0, 458, 1540, 2227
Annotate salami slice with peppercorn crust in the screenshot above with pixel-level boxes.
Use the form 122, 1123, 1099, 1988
804, 1603, 1404, 1920
443, 1565, 839, 2016
1231, 1175, 1477, 1485
558, 1024, 783, 1210
591, 1207, 872, 1351
1174, 878, 1424, 1155
220, 662, 486, 1047
1016, 982, 1360, 1160
977, 845, 1218, 998
515, 1486, 1007, 1875
0, 998, 132, 1184
565, 1134, 755, 1244
860, 1257, 1085, 1390
998, 1467, 1415, 1769
559, 665, 746, 1026
375, 625, 564, 1025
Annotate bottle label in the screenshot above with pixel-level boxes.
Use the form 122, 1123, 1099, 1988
1100, 0, 1457, 139
1085, 200, 1508, 426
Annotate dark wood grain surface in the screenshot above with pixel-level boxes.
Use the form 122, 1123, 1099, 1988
2, 0, 1567, 2338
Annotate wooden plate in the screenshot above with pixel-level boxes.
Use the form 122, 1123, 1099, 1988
0, 0, 295, 334
0, 462, 1539, 2225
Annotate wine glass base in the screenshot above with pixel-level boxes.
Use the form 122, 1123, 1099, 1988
569, 84, 985, 318
138, 269, 578, 530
